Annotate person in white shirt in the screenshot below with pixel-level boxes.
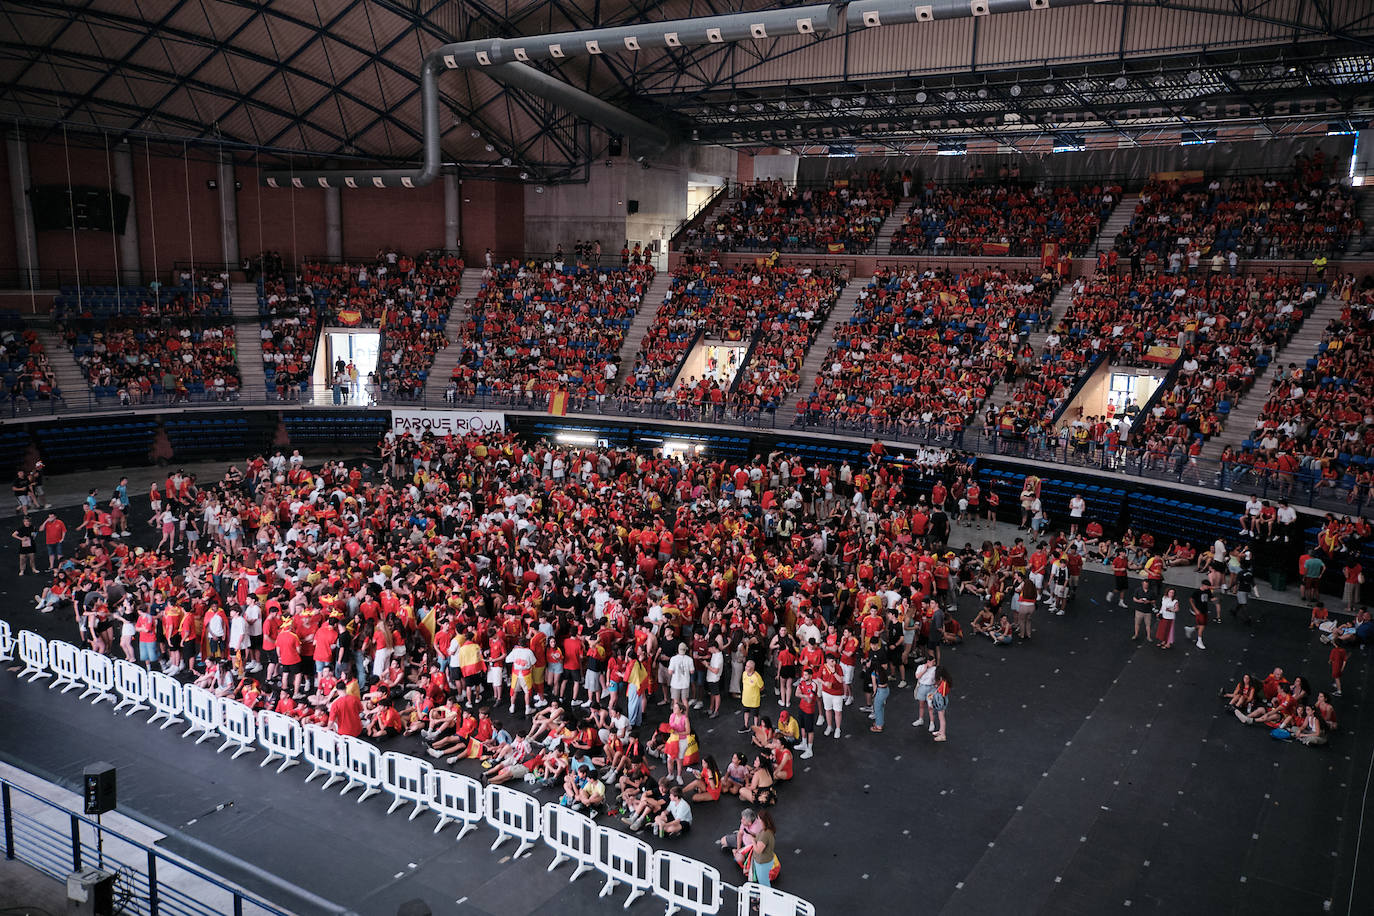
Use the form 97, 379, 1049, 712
668, 643, 695, 703
1068, 494, 1086, 537
505, 639, 537, 716
706, 640, 725, 718
243, 599, 263, 672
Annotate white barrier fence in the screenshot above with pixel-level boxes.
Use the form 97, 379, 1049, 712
181, 684, 222, 744
112, 659, 150, 716
0, 619, 13, 663
257, 710, 303, 773
47, 639, 81, 692
77, 649, 115, 705
3, 630, 817, 914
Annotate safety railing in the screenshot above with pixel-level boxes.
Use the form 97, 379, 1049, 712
2, 630, 816, 916
0, 774, 341, 916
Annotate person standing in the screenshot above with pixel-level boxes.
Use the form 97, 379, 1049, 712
818, 656, 845, 739
739, 659, 764, 735
1130, 579, 1157, 642
705, 637, 725, 719
12, 517, 37, 575
1343, 560, 1363, 611
1155, 587, 1179, 648
869, 654, 891, 733
929, 666, 952, 742
38, 512, 67, 572
794, 668, 818, 759
747, 811, 779, 888
1184, 585, 1211, 649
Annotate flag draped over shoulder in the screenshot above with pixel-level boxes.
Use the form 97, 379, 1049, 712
627, 660, 650, 693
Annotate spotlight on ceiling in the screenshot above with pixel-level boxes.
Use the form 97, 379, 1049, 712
501, 157, 512, 166
1009, 84, 1022, 97
1187, 70, 1202, 84
976, 88, 988, 99
777, 100, 788, 111
1113, 76, 1128, 90
470, 129, 481, 138
886, 94, 896, 104
729, 104, 738, 113
1228, 69, 1242, 81
855, 95, 868, 106
830, 97, 843, 108
519, 171, 529, 180
1043, 82, 1054, 94
801, 99, 812, 109
915, 91, 928, 103
535, 185, 544, 193
753, 102, 765, 112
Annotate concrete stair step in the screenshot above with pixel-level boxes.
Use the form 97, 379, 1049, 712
1197, 292, 1347, 461
613, 270, 674, 386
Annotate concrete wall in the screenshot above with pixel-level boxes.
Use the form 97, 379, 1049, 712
460, 179, 526, 263
340, 183, 446, 259
524, 143, 736, 257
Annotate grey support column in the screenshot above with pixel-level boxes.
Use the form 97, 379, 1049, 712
113, 141, 140, 286
6, 132, 40, 289
217, 155, 239, 270
324, 184, 342, 260
443, 171, 460, 253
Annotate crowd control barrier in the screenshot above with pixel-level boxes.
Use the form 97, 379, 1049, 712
0, 619, 14, 662
2, 627, 818, 915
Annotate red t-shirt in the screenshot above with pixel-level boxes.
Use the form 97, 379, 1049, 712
276, 630, 302, 666
329, 693, 363, 737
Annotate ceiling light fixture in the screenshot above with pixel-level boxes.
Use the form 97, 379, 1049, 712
1009, 84, 1022, 97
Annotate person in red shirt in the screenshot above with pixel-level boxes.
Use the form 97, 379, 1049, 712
1330, 645, 1348, 697
1106, 550, 1130, 608
313, 617, 339, 678
276, 622, 304, 696
329, 689, 363, 738
819, 656, 845, 739
794, 669, 818, 759
562, 632, 585, 706
39, 513, 67, 571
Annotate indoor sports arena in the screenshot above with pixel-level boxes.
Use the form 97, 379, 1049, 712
2, 1, 1374, 914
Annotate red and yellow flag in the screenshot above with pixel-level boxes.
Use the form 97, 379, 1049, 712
549, 390, 569, 416
336, 309, 362, 326
826, 242, 845, 254
984, 241, 1010, 256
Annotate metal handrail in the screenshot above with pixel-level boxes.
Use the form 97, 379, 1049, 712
0, 772, 349, 916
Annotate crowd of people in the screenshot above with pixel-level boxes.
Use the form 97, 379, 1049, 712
61, 320, 240, 403
794, 265, 1059, 437
257, 276, 319, 399
444, 258, 653, 411
1, 327, 65, 409
620, 263, 843, 418
889, 182, 1116, 257
692, 178, 896, 253
1112, 153, 1362, 262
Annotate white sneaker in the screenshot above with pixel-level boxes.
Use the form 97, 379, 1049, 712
1196, 639, 1205, 649
929, 722, 937, 732
425, 747, 443, 759
800, 747, 813, 759
913, 718, 924, 727
833, 730, 841, 739
823, 724, 833, 737
844, 696, 853, 706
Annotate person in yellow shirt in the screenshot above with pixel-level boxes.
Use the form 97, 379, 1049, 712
739, 660, 764, 735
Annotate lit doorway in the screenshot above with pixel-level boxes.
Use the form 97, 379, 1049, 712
312, 328, 380, 405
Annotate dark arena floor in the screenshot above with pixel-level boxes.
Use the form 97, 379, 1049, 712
2, 483, 1372, 916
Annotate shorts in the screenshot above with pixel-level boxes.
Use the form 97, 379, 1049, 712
19, 544, 34, 556
707, 679, 722, 696
532, 666, 546, 683
840, 664, 854, 684
138, 641, 159, 662
464, 673, 484, 688
779, 664, 798, 680
822, 692, 843, 713
167, 634, 183, 651
671, 686, 690, 702
797, 709, 817, 732
488, 666, 504, 686
916, 683, 933, 703
548, 662, 564, 676
1113, 575, 1128, 592
249, 635, 263, 651
508, 764, 528, 779
901, 629, 916, 646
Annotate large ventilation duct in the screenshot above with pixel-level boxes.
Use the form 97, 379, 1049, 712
262, 0, 1102, 190
846, 0, 1106, 28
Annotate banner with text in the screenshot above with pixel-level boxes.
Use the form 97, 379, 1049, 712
391, 409, 505, 437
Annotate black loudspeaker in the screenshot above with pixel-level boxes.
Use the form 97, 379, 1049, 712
83, 762, 116, 815
608, 137, 623, 156
627, 200, 639, 214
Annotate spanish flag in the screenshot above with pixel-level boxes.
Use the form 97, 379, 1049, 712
420, 606, 437, 643
337, 309, 362, 326
1143, 345, 1182, 366
984, 241, 1010, 256
549, 390, 569, 416
627, 659, 651, 694
827, 242, 846, 254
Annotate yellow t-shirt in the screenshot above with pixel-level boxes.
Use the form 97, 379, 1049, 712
741, 671, 764, 709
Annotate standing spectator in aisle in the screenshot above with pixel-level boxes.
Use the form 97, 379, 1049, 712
1301, 553, 1326, 602
869, 654, 891, 733
1068, 493, 1086, 537
1106, 548, 1130, 608
819, 655, 846, 739
1184, 585, 1212, 649
12, 517, 37, 576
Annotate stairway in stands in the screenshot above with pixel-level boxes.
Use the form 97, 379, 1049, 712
870, 196, 914, 255
229, 281, 267, 396
1093, 192, 1139, 255
33, 326, 90, 402
772, 279, 868, 427
611, 270, 674, 386
1197, 292, 1348, 462
425, 267, 490, 394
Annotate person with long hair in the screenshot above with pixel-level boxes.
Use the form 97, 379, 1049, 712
747, 810, 779, 887
1014, 576, 1037, 641
683, 754, 722, 804
930, 666, 952, 742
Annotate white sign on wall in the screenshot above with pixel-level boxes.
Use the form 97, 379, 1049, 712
391, 409, 505, 437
